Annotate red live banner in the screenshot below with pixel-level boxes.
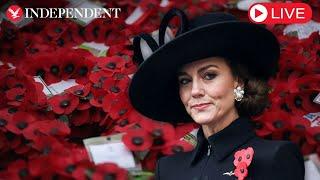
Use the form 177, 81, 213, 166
248, 3, 313, 24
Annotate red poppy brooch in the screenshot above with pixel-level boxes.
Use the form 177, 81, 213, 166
223, 147, 254, 180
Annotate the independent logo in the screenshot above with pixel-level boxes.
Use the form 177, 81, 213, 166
6, 5, 24, 23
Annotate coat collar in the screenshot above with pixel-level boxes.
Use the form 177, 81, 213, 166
189, 116, 256, 166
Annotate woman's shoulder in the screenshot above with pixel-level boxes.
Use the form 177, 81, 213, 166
247, 137, 305, 179
155, 151, 194, 180
250, 136, 302, 158
156, 150, 193, 165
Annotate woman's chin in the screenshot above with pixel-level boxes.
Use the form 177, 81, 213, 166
192, 115, 216, 125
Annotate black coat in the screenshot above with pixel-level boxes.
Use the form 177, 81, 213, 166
155, 117, 305, 180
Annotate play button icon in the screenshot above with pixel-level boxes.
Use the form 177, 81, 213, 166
249, 4, 268, 23
255, 8, 263, 18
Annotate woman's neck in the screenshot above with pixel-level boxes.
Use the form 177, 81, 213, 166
201, 108, 239, 139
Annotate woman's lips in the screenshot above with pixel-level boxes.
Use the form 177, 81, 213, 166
191, 103, 212, 110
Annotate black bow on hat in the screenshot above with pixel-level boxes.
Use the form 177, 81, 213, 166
132, 8, 189, 65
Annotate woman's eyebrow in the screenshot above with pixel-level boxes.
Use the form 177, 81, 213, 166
198, 64, 219, 73
178, 64, 219, 76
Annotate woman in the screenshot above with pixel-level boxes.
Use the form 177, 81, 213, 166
129, 8, 305, 180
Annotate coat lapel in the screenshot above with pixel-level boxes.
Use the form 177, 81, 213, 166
189, 116, 256, 166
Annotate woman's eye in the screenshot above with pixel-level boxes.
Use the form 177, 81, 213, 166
203, 73, 216, 80
179, 78, 190, 85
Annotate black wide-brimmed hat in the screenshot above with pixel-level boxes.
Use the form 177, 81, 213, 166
129, 8, 280, 124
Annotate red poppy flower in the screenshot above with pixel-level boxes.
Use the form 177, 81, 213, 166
102, 92, 132, 120
48, 94, 79, 114
102, 75, 129, 94
14, 140, 32, 155
58, 51, 84, 80
74, 58, 94, 85
305, 126, 320, 145
90, 88, 106, 108
22, 121, 43, 140
289, 75, 320, 94
5, 87, 25, 106
20, 56, 47, 79
105, 24, 131, 46
285, 91, 320, 116
113, 122, 137, 134
24, 119, 70, 140
89, 70, 112, 85
25, 42, 55, 57
251, 115, 272, 137
20, 32, 46, 49
306, 59, 320, 74
0, 63, 14, 79
91, 163, 128, 180
77, 96, 92, 111
122, 128, 153, 151
306, 43, 320, 62
277, 55, 308, 81
96, 56, 127, 75
139, 118, 175, 150
31, 136, 65, 155
234, 162, 248, 180
107, 44, 134, 57
233, 147, 254, 167
28, 155, 57, 178
162, 140, 194, 155
66, 84, 91, 98
4, 160, 31, 180
0, 131, 10, 153
83, 19, 107, 43
289, 115, 311, 144
0, 31, 26, 63
43, 20, 69, 40
40, 56, 63, 84
301, 141, 317, 155
0, 109, 13, 132
139, 0, 159, 11
21, 54, 65, 86
68, 23, 86, 44
6, 112, 36, 135
4, 72, 26, 89
112, 110, 146, 133
140, 150, 160, 171
23, 77, 47, 109
268, 80, 290, 103
70, 110, 90, 126
173, 122, 199, 139
262, 110, 290, 140
48, 155, 76, 178
71, 161, 96, 180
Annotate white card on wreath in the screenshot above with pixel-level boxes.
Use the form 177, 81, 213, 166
313, 93, 320, 105
305, 159, 320, 180
48, 79, 79, 95
88, 142, 136, 169
283, 20, 320, 40
78, 41, 109, 57
33, 76, 54, 97
303, 112, 320, 127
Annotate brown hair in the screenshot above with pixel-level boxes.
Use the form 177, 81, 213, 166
225, 58, 271, 116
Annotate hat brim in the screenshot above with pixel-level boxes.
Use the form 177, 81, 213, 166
129, 21, 280, 123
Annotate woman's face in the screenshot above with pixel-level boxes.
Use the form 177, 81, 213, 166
178, 57, 239, 125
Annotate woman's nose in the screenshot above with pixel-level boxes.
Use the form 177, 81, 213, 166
191, 80, 204, 98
